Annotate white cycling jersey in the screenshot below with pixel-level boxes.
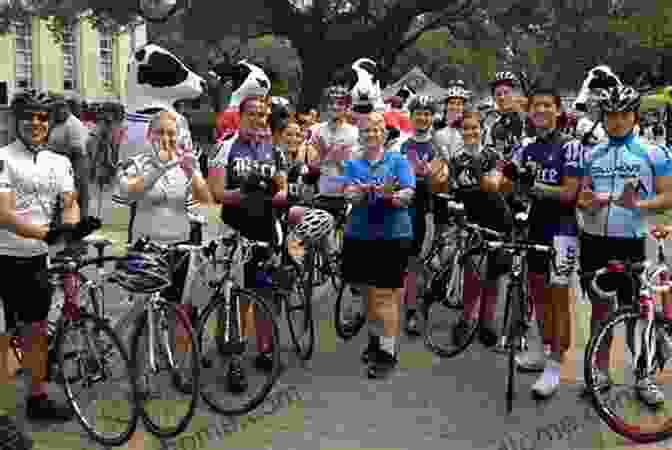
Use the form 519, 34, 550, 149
0, 140, 75, 257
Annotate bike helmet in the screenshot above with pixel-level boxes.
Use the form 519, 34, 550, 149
291, 208, 334, 243
408, 95, 437, 114
114, 252, 172, 294
11, 89, 59, 114
445, 85, 470, 101
596, 85, 641, 113
491, 71, 518, 90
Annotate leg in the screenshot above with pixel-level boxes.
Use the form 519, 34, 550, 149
516, 244, 548, 371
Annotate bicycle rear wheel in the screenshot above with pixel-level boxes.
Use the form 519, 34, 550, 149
131, 301, 200, 439
197, 288, 281, 415
287, 246, 316, 360
423, 249, 475, 358
56, 312, 138, 447
585, 311, 672, 443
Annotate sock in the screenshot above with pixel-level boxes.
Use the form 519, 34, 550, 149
256, 319, 274, 354
403, 272, 417, 309
480, 286, 498, 324
380, 336, 396, 356
462, 270, 482, 321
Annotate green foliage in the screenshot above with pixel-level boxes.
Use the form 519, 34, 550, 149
271, 78, 290, 97
607, 0, 672, 48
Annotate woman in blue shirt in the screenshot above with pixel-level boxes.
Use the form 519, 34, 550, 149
342, 112, 415, 378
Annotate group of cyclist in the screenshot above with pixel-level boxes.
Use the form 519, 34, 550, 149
2, 64, 672, 447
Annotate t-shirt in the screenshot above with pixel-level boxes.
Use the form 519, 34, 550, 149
308, 121, 359, 192
0, 140, 75, 257
114, 151, 202, 243
579, 134, 672, 238
511, 131, 582, 240
48, 114, 90, 159
343, 151, 415, 240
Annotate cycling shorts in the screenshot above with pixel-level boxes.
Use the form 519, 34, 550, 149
527, 234, 578, 286
579, 233, 645, 304
342, 238, 412, 288
0, 254, 52, 326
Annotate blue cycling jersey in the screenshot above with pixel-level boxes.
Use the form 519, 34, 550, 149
344, 151, 415, 240
580, 133, 672, 238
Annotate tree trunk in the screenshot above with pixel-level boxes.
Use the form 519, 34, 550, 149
298, 57, 333, 111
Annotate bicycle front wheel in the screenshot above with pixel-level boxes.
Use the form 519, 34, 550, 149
585, 310, 672, 443
197, 288, 281, 415
287, 246, 316, 360
423, 249, 475, 358
504, 283, 524, 415
131, 301, 200, 439
56, 312, 138, 447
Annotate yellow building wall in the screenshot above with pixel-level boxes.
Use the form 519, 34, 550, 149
34, 18, 64, 93
115, 33, 130, 102
0, 30, 15, 89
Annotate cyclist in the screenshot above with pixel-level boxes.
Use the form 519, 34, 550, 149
115, 109, 211, 364
483, 71, 526, 155
433, 80, 471, 161
208, 95, 289, 392
577, 85, 672, 406
341, 112, 415, 378
270, 104, 318, 165
499, 81, 583, 398
0, 90, 78, 422
447, 107, 513, 348
399, 95, 439, 336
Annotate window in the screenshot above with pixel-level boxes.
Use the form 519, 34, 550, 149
62, 23, 77, 91
99, 29, 114, 89
14, 19, 33, 89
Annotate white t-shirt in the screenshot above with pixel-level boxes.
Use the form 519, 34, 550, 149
0, 140, 75, 257
308, 121, 359, 163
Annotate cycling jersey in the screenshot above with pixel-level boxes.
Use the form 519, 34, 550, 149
344, 151, 415, 240
483, 111, 526, 157
432, 126, 460, 161
512, 130, 582, 240
115, 152, 201, 243
579, 133, 672, 238
308, 121, 359, 164
0, 140, 74, 257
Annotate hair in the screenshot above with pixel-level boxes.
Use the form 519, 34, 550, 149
240, 96, 267, 114
528, 81, 562, 109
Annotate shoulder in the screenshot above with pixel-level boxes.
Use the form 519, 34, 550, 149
40, 148, 71, 167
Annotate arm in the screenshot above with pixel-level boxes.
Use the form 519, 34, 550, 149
62, 192, 80, 224
0, 161, 48, 239
191, 172, 213, 206
206, 141, 242, 204
118, 156, 178, 200
637, 146, 672, 210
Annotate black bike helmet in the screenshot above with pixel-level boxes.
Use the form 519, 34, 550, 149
114, 252, 172, 294
490, 71, 518, 92
596, 85, 641, 113
11, 89, 59, 114
408, 95, 437, 114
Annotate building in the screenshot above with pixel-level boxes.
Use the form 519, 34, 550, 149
0, 17, 147, 145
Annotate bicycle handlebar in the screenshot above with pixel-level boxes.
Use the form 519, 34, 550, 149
581, 260, 672, 301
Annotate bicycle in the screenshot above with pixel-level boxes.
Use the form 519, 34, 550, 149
8, 234, 138, 447
120, 237, 201, 439
422, 193, 504, 357
583, 237, 672, 443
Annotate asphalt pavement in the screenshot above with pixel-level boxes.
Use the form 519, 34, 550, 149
5, 197, 672, 450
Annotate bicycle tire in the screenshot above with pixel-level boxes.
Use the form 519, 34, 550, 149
334, 280, 366, 341
197, 287, 281, 415
287, 245, 316, 360
423, 249, 476, 357
584, 310, 672, 443
329, 227, 345, 292
131, 302, 200, 439
56, 312, 139, 447
505, 283, 523, 415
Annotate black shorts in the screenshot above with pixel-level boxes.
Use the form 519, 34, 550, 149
579, 233, 646, 305
341, 238, 413, 288
0, 254, 52, 326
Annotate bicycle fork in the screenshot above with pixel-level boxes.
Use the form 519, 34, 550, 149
216, 279, 245, 355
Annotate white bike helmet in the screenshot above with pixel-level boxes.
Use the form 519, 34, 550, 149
291, 209, 334, 242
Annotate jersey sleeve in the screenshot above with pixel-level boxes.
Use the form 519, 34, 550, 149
561, 139, 583, 177
208, 139, 233, 176
61, 159, 76, 193
510, 143, 525, 165
0, 158, 13, 193
650, 145, 672, 177
396, 155, 415, 189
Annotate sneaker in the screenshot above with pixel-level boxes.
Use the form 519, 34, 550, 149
0, 415, 32, 450
26, 394, 74, 422
404, 310, 421, 337
227, 357, 248, 394
636, 376, 665, 407
478, 322, 498, 348
531, 360, 560, 399
580, 371, 613, 398
452, 319, 477, 348
361, 334, 380, 364
254, 352, 275, 373
367, 349, 398, 379
516, 349, 546, 373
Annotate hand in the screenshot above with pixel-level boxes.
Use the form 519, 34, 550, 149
73, 216, 102, 240
383, 191, 403, 208
577, 189, 609, 209
614, 180, 640, 209
651, 224, 672, 240
416, 161, 432, 177
501, 161, 518, 180
178, 150, 196, 178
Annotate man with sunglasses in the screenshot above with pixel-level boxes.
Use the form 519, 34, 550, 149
0, 90, 78, 424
